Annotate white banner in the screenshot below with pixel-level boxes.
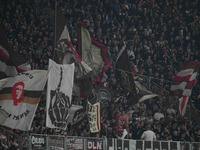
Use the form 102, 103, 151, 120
46, 59, 74, 129
0, 70, 48, 130
88, 102, 100, 133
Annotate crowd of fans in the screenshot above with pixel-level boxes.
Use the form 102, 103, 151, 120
0, 0, 200, 149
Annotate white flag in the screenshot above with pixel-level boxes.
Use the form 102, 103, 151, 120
88, 101, 100, 133
46, 59, 74, 129
0, 70, 48, 131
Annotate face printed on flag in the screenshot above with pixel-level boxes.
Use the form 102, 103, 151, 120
12, 82, 25, 106
16, 85, 23, 99
0, 70, 48, 131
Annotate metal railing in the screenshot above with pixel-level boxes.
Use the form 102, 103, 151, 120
28, 134, 200, 150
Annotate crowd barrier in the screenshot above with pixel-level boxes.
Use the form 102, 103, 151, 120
29, 134, 200, 150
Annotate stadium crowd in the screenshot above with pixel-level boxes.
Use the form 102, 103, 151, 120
0, 0, 200, 149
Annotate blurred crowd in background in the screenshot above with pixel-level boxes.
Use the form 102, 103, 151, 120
0, 0, 200, 149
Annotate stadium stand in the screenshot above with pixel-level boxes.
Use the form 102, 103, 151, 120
0, 0, 200, 149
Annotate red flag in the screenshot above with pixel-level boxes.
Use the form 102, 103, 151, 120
116, 113, 129, 134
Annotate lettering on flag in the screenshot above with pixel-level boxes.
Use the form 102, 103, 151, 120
88, 102, 100, 133
0, 70, 48, 131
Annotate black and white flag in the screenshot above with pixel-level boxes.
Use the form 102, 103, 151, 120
0, 25, 30, 79
46, 59, 74, 129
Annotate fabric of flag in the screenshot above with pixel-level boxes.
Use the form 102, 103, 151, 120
0, 70, 48, 131
170, 60, 199, 116
0, 25, 30, 79
88, 101, 100, 133
67, 104, 86, 126
54, 7, 93, 98
78, 21, 110, 83
179, 96, 189, 116
115, 42, 137, 105
94, 83, 117, 107
46, 59, 75, 129
115, 113, 129, 134
135, 81, 158, 103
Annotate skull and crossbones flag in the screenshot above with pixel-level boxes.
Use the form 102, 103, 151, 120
46, 59, 74, 129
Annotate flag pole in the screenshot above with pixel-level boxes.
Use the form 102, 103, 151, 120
53, 1, 57, 60
44, 63, 53, 130
188, 100, 191, 120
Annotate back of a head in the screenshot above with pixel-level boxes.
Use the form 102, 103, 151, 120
9, 145, 17, 150
146, 125, 151, 130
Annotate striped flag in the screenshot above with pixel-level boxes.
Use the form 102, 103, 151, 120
78, 21, 110, 83
170, 60, 199, 116
0, 25, 30, 79
0, 70, 48, 130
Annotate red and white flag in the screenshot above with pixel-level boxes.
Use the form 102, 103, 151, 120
0, 25, 30, 79
0, 70, 48, 130
170, 60, 199, 116
87, 101, 100, 133
78, 21, 110, 83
